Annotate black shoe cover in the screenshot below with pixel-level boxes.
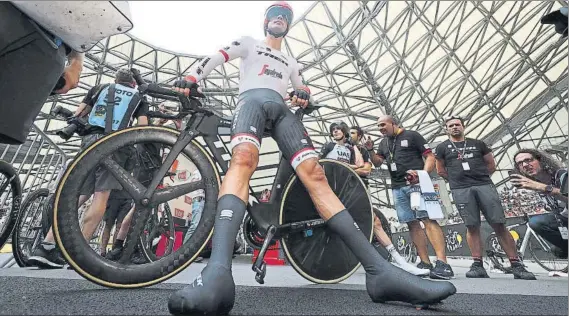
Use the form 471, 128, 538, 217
168, 264, 235, 316
366, 263, 457, 306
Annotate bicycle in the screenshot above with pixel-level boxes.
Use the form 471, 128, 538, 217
0, 160, 22, 252
52, 74, 373, 289
486, 211, 567, 273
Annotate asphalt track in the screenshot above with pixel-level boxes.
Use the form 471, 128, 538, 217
0, 256, 567, 315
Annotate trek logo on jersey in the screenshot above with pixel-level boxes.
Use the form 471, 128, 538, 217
256, 50, 289, 66
220, 209, 233, 220
258, 64, 283, 79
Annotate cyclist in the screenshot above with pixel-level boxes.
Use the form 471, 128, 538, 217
319, 121, 361, 167
28, 68, 149, 268
168, 2, 455, 314
0, 1, 132, 145
348, 125, 430, 276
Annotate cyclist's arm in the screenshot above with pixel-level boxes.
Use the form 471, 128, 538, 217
290, 61, 314, 103
184, 37, 250, 83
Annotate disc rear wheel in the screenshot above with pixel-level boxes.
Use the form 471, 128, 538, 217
280, 159, 373, 284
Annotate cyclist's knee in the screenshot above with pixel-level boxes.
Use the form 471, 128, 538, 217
296, 158, 327, 187
230, 143, 259, 171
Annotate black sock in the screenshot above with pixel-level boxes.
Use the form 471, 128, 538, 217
209, 194, 247, 269
326, 209, 386, 273
473, 257, 483, 265
113, 239, 124, 250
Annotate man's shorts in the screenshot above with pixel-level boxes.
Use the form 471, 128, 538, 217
230, 88, 319, 170
392, 184, 429, 223
103, 196, 132, 225
451, 183, 506, 227
0, 2, 67, 144
79, 133, 133, 195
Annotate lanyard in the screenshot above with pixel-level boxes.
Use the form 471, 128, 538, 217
388, 130, 400, 161
450, 139, 467, 161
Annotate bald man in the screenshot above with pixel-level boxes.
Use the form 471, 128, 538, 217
363, 115, 453, 280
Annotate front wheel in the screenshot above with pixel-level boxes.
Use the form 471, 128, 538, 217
279, 159, 373, 284
0, 160, 22, 251
53, 127, 220, 288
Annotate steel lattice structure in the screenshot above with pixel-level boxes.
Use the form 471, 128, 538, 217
33, 1, 568, 212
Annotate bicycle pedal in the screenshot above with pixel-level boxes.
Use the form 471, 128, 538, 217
254, 262, 266, 285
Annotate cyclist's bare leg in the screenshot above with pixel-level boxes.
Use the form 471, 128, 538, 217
81, 190, 111, 240
43, 194, 91, 243
293, 158, 455, 304
169, 143, 258, 314
373, 215, 392, 247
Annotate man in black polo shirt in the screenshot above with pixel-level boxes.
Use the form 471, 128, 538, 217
435, 117, 536, 280
366, 115, 452, 280
351, 125, 429, 276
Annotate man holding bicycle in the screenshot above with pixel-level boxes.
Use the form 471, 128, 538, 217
168, 2, 455, 314
435, 117, 536, 280
512, 149, 568, 262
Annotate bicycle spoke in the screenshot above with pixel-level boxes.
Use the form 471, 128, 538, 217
149, 180, 205, 205
101, 157, 145, 200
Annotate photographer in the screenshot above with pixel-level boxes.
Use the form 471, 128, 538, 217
28, 68, 149, 269
0, 1, 132, 145
512, 149, 568, 260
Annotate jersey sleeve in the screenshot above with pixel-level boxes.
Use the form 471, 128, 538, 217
81, 84, 103, 106
319, 142, 333, 158
412, 131, 432, 155
289, 60, 314, 102
185, 36, 252, 83
435, 142, 446, 160
349, 146, 356, 164
360, 146, 371, 163
478, 139, 492, 155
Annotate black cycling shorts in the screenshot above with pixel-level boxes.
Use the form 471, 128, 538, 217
230, 88, 319, 170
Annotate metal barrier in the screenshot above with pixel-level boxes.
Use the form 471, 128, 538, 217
0, 124, 67, 268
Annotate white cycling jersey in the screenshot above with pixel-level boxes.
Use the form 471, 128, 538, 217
186, 36, 308, 99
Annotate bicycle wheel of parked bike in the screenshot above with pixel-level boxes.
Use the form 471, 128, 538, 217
372, 208, 392, 261
280, 159, 373, 284
11, 188, 49, 267
0, 160, 22, 250
139, 202, 175, 262
53, 126, 220, 288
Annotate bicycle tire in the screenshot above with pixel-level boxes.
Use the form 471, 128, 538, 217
0, 160, 22, 250
11, 188, 49, 267
527, 234, 566, 272
53, 126, 220, 289
279, 159, 373, 284
139, 202, 175, 262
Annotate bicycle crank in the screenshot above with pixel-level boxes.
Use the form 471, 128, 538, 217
252, 225, 277, 285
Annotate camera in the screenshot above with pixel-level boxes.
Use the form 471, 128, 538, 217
51, 105, 90, 140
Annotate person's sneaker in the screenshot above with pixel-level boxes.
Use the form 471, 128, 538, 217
28, 243, 66, 269
130, 249, 150, 265
105, 247, 123, 261
466, 262, 489, 278
395, 262, 431, 277
417, 261, 433, 270
429, 260, 454, 280
511, 262, 537, 280
561, 266, 568, 274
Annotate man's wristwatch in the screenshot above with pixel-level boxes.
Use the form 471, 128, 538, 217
545, 184, 554, 195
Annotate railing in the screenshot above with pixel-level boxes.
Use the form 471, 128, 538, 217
0, 124, 67, 268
